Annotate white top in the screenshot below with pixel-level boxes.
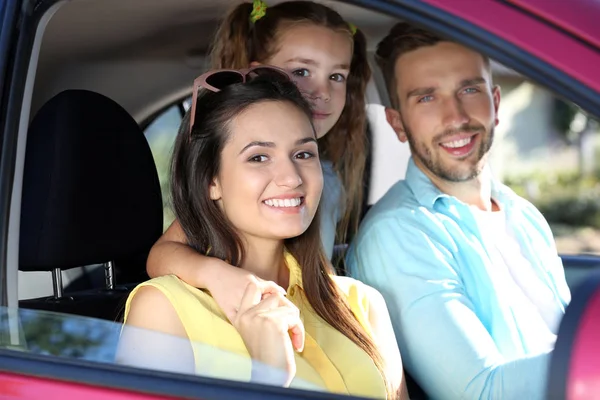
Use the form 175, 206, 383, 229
470, 202, 560, 352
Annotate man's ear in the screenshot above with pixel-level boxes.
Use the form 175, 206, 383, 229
385, 107, 408, 143
492, 85, 501, 127
209, 178, 222, 201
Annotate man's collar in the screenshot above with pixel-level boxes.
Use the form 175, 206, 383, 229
405, 157, 449, 208
405, 157, 512, 209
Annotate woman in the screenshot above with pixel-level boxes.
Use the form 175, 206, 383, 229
146, 0, 373, 321
119, 69, 406, 399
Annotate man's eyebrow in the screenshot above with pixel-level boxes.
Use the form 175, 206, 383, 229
405, 77, 488, 100
459, 77, 487, 87
285, 57, 350, 70
239, 141, 275, 154
406, 87, 435, 100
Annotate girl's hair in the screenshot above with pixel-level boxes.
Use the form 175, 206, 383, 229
171, 77, 389, 396
210, 0, 371, 246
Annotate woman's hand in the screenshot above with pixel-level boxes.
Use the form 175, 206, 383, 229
205, 260, 287, 323
232, 277, 305, 387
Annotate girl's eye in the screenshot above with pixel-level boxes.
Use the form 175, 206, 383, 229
330, 73, 346, 83
418, 95, 433, 103
249, 155, 268, 163
295, 151, 315, 160
292, 69, 310, 78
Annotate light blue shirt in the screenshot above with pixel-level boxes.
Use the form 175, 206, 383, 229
320, 160, 344, 260
346, 158, 571, 400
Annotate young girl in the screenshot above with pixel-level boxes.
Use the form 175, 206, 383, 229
120, 70, 405, 398
147, 0, 371, 323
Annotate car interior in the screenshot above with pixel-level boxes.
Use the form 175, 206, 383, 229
17, 0, 599, 313
17, 0, 408, 314
3, 0, 599, 398
7, 3, 428, 397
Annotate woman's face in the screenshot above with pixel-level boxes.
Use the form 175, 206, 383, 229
265, 24, 353, 139
210, 101, 323, 241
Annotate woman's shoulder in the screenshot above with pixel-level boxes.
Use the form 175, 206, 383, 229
331, 275, 385, 304
330, 274, 364, 293
330, 276, 386, 332
132, 275, 200, 299
127, 275, 222, 319
124, 276, 230, 347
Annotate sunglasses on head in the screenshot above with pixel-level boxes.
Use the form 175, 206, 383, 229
189, 65, 293, 135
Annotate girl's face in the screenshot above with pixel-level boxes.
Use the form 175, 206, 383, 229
265, 24, 353, 139
210, 101, 323, 242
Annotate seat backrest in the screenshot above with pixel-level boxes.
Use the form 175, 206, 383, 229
20, 89, 163, 279
547, 272, 600, 399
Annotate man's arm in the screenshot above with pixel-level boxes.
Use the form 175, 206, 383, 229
347, 217, 552, 400
521, 199, 571, 307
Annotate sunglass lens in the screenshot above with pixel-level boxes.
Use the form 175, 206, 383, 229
249, 67, 291, 82
205, 71, 244, 90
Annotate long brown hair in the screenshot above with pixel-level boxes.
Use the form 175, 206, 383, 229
172, 76, 391, 396
210, 0, 371, 247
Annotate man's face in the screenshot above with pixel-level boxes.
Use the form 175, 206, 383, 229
386, 41, 501, 182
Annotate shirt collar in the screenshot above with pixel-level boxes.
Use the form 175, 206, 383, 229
284, 248, 303, 289
405, 157, 512, 209
405, 157, 449, 208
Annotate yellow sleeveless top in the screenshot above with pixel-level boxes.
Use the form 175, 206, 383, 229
124, 251, 385, 398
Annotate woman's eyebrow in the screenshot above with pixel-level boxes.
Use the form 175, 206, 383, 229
239, 138, 317, 155
239, 141, 275, 155
296, 137, 317, 145
284, 57, 349, 70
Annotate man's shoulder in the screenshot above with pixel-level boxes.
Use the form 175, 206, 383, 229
363, 180, 417, 220
494, 181, 550, 222
359, 180, 443, 238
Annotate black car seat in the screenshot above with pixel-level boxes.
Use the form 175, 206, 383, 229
547, 272, 600, 399
19, 89, 163, 321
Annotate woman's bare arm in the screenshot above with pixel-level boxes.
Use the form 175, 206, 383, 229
117, 286, 195, 374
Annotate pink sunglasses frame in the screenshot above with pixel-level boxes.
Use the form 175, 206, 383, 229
189, 65, 293, 135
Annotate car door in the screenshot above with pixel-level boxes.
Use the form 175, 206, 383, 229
1, 0, 598, 398
0, 0, 20, 311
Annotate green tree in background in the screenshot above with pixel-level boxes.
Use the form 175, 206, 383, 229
20, 312, 115, 359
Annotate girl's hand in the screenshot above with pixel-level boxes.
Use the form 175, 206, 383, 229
232, 277, 305, 386
205, 260, 287, 322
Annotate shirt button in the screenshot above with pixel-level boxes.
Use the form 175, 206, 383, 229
289, 287, 296, 296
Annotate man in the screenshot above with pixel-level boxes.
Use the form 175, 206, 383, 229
346, 23, 571, 400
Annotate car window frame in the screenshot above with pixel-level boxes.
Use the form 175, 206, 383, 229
140, 97, 188, 132
1, 0, 599, 397
0, 0, 21, 310
345, 0, 600, 117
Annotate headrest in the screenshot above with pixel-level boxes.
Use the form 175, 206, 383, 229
20, 90, 163, 271
547, 272, 600, 399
